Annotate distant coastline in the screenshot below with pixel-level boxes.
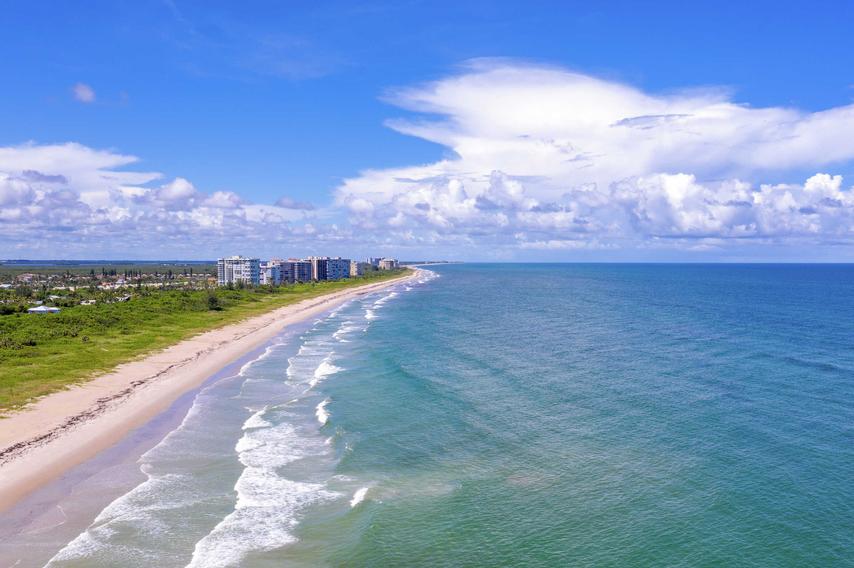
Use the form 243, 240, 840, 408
0, 269, 417, 514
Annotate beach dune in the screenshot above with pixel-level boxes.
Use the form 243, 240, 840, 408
0, 270, 415, 513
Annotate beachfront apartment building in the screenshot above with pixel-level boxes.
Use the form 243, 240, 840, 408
218, 254, 383, 286
259, 261, 281, 285
306, 256, 328, 281
305, 256, 351, 281
350, 260, 374, 277
327, 257, 351, 280
274, 259, 312, 284
217, 256, 261, 286
364, 257, 399, 270
291, 260, 313, 283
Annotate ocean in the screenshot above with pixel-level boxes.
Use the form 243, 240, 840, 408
34, 264, 854, 566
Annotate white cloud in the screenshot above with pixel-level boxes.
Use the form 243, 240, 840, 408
205, 190, 244, 208
148, 177, 199, 209
0, 142, 342, 258
336, 60, 854, 257
72, 82, 96, 103
5, 61, 854, 260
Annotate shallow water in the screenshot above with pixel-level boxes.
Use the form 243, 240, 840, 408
30, 265, 854, 566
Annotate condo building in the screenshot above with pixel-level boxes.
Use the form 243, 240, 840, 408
217, 256, 261, 286
326, 257, 351, 281
259, 261, 281, 285
218, 253, 390, 286
290, 259, 313, 283
275, 259, 312, 283
305, 256, 327, 281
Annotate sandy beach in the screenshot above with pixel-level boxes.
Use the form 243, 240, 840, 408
0, 270, 415, 514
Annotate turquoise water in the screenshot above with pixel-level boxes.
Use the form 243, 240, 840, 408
45, 265, 854, 566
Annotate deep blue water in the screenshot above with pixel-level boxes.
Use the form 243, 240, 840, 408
43, 264, 854, 567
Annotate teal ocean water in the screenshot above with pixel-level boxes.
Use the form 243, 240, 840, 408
43, 265, 854, 566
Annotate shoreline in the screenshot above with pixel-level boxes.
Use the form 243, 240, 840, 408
0, 269, 417, 513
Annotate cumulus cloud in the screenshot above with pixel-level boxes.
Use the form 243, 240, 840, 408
205, 190, 244, 209
6, 61, 854, 260
336, 60, 854, 256
147, 177, 199, 209
72, 82, 96, 103
0, 142, 337, 258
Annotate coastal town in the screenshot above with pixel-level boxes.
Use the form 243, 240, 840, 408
0, 254, 410, 413
0, 255, 400, 314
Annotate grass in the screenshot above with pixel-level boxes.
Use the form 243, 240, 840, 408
0, 269, 407, 413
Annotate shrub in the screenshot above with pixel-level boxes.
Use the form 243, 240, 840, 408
207, 292, 222, 311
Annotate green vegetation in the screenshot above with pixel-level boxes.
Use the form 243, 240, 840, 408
0, 269, 407, 413
0, 262, 216, 280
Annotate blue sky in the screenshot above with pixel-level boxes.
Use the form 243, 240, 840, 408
2, 1, 854, 260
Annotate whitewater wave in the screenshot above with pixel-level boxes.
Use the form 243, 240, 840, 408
284, 292, 346, 384
186, 410, 337, 567
413, 269, 439, 285
238, 419, 324, 469
237, 341, 283, 378
315, 398, 331, 425
333, 321, 363, 342
186, 475, 335, 568
242, 407, 272, 430
46, 472, 198, 566
373, 291, 398, 306
310, 358, 342, 388
350, 487, 369, 508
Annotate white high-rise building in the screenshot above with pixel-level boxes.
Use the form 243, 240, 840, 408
259, 261, 281, 285
378, 258, 399, 270
217, 256, 261, 286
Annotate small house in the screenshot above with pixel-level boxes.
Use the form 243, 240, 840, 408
27, 305, 60, 314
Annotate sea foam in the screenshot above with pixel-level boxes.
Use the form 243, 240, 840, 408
186, 475, 335, 568
242, 407, 272, 430
315, 398, 331, 425
350, 487, 369, 508
310, 358, 342, 388
186, 409, 337, 567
